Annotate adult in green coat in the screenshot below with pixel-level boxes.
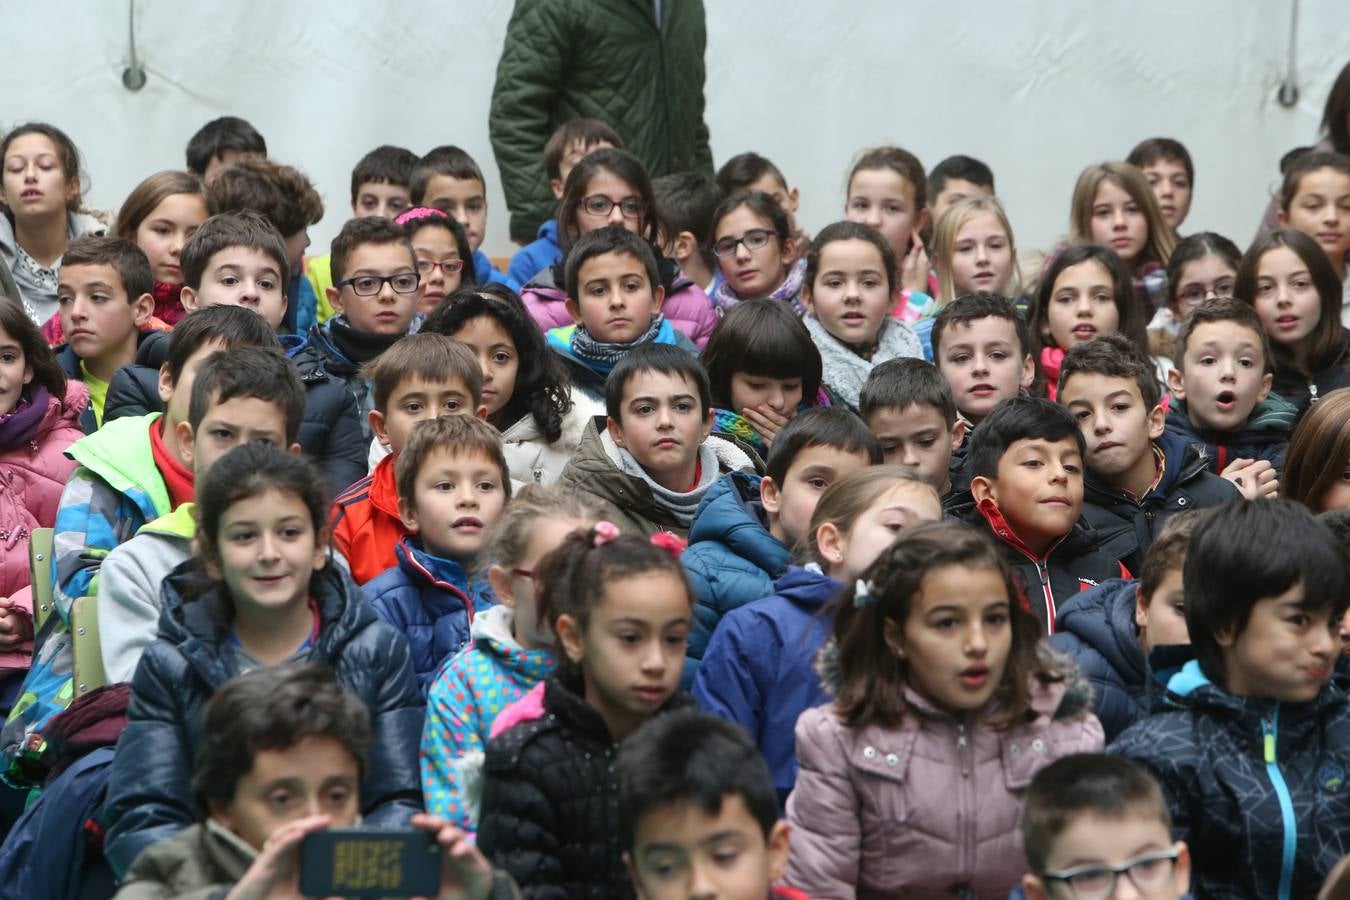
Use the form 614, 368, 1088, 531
490, 0, 714, 244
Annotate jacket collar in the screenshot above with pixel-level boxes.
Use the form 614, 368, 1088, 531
975, 497, 1068, 564
394, 537, 476, 622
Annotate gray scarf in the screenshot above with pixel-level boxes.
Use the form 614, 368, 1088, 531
803, 313, 922, 410
600, 428, 718, 529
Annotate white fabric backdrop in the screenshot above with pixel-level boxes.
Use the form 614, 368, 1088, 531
6, 0, 1347, 261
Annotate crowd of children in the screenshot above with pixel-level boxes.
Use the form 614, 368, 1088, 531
0, 59, 1348, 897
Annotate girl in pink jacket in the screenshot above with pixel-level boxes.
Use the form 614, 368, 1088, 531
519, 148, 716, 348
785, 521, 1104, 899
0, 301, 88, 680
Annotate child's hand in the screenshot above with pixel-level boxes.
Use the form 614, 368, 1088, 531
742, 405, 791, 448
409, 813, 495, 900
224, 814, 333, 900
900, 231, 930, 295
0, 598, 32, 651
1220, 458, 1278, 499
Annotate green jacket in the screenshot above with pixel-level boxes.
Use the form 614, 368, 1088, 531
489, 0, 714, 242
112, 820, 253, 900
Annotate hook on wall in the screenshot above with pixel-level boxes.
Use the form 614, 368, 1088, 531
1276, 0, 1299, 108
122, 0, 147, 91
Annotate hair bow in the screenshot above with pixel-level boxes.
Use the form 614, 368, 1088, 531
649, 531, 687, 558
592, 521, 621, 548
853, 579, 876, 608
393, 206, 451, 226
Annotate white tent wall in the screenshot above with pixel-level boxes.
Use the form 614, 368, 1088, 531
5, 0, 1346, 261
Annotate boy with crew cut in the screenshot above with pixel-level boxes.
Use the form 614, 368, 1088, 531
184, 115, 267, 183
328, 333, 485, 585
966, 396, 1126, 634
860, 357, 967, 502
1050, 510, 1201, 742
1019, 754, 1191, 900
927, 154, 996, 226
1110, 499, 1350, 899
682, 407, 882, 679
654, 172, 722, 292
97, 347, 306, 684
1164, 297, 1293, 488
412, 146, 516, 289
932, 292, 1036, 430
1059, 334, 1236, 573
1128, 137, 1195, 232
558, 343, 755, 541
508, 118, 622, 287
617, 709, 805, 900
54, 235, 158, 431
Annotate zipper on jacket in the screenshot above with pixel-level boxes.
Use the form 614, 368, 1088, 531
1035, 561, 1056, 634
955, 719, 975, 884
1262, 707, 1297, 900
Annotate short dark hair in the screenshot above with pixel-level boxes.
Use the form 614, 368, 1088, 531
1057, 333, 1162, 410
1278, 150, 1350, 212
1139, 509, 1204, 604
185, 116, 267, 176
188, 347, 306, 445
715, 152, 789, 196
193, 663, 370, 814
1021, 754, 1172, 875
410, 145, 485, 206
1165, 231, 1241, 313
60, 235, 153, 301
606, 343, 711, 425
860, 358, 957, 428
617, 710, 778, 852
181, 210, 290, 290
653, 172, 723, 271
931, 292, 1031, 361
927, 154, 995, 201
1127, 137, 1195, 187
805, 220, 898, 295
350, 145, 418, 203
396, 414, 512, 509
564, 225, 660, 303
967, 396, 1085, 480
545, 118, 623, 182
700, 298, 821, 411
363, 333, 482, 414
1186, 499, 1350, 684
206, 158, 323, 238
1173, 296, 1273, 375
712, 190, 791, 247
764, 407, 882, 486
1318, 508, 1350, 549
164, 304, 280, 386
329, 216, 416, 286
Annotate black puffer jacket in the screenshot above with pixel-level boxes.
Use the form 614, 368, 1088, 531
103, 333, 367, 496
100, 561, 425, 878
478, 668, 695, 899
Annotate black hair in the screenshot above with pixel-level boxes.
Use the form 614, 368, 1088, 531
711, 190, 791, 250
330, 215, 416, 285
860, 357, 958, 428
931, 291, 1032, 361
653, 172, 724, 271
400, 209, 476, 287
350, 144, 418, 203
804, 220, 898, 295
1127, 137, 1195, 187
164, 304, 280, 386
563, 224, 661, 303
967, 396, 1086, 480
0, 299, 66, 400
716, 152, 790, 197
927, 154, 996, 202
1185, 498, 1350, 684
1028, 244, 1150, 357
700, 298, 821, 410
1234, 229, 1345, 378
410, 145, 486, 205
1165, 231, 1241, 313
556, 147, 666, 253
764, 406, 883, 486
1318, 508, 1350, 549
185, 116, 267, 177
605, 343, 712, 425
188, 347, 306, 445
423, 285, 573, 442
181, 210, 289, 290
1322, 61, 1350, 154
616, 710, 778, 852
1057, 333, 1162, 410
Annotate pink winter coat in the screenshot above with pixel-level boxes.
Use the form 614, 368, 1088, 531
0, 382, 88, 670
519, 261, 717, 349
785, 648, 1103, 899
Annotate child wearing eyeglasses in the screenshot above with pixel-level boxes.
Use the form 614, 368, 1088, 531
397, 207, 473, 314
710, 190, 807, 314
519, 147, 717, 347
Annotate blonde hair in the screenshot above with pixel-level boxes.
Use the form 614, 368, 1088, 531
485, 485, 605, 568
932, 195, 1020, 305
1068, 162, 1177, 270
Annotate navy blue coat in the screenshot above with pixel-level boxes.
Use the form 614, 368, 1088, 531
100, 561, 424, 878
1111, 660, 1350, 900
691, 565, 841, 807
682, 472, 791, 687
364, 537, 495, 696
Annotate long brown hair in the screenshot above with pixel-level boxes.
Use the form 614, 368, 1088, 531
1234, 229, 1345, 377
1282, 388, 1350, 511
114, 170, 206, 241
1068, 162, 1177, 269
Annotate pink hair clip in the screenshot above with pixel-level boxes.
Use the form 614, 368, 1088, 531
393, 206, 451, 226
649, 531, 687, 558
592, 521, 621, 548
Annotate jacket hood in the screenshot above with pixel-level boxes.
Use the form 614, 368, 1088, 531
138, 500, 198, 541
39, 381, 90, 436
394, 537, 476, 620
687, 472, 790, 576
536, 218, 558, 243
66, 412, 171, 522
467, 604, 557, 679
1166, 397, 1295, 448
304, 321, 359, 376
1162, 657, 1348, 724
774, 564, 844, 613
1052, 578, 1147, 683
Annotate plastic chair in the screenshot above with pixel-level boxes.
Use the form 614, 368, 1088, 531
27, 529, 54, 633
71, 597, 106, 696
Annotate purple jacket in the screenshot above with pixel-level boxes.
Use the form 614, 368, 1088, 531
519, 259, 717, 349
786, 646, 1104, 899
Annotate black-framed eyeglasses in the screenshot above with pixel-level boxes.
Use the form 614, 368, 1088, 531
1177, 280, 1235, 306
1043, 849, 1180, 899
336, 272, 420, 296
416, 258, 465, 276
712, 228, 776, 258
580, 194, 645, 219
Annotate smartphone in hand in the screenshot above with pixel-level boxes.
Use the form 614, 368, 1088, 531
299, 827, 441, 898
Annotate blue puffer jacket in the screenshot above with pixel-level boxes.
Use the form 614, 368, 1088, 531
100, 561, 424, 878
1049, 579, 1153, 742
681, 472, 791, 686
364, 537, 495, 696
1110, 660, 1350, 900
691, 565, 841, 807
507, 218, 561, 288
